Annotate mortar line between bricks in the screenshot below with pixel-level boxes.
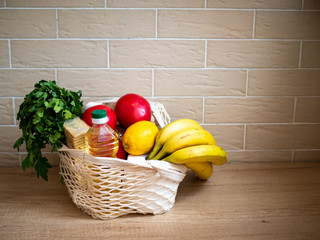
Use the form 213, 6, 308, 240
243, 125, 246, 150
299, 41, 303, 68
1, 7, 320, 11
107, 40, 110, 69
1, 122, 320, 127
3, 38, 319, 41
3, 96, 320, 99
204, 40, 207, 68
245, 69, 249, 96
56, 9, 59, 39
12, 97, 16, 125
252, 10, 256, 39
155, 9, 158, 38
293, 97, 298, 123
1, 67, 320, 70
8, 40, 12, 68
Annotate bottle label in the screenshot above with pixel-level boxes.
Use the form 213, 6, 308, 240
92, 116, 108, 125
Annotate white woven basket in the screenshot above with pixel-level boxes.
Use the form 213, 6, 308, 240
58, 99, 187, 220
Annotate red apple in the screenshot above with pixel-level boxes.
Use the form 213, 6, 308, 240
115, 94, 152, 128
116, 140, 127, 160
82, 103, 117, 129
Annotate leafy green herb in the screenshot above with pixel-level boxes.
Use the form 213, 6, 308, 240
13, 80, 83, 181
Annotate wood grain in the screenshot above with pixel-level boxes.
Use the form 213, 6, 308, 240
0, 162, 320, 239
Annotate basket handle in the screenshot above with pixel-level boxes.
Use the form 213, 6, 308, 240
85, 98, 171, 128
127, 155, 187, 182
149, 160, 187, 182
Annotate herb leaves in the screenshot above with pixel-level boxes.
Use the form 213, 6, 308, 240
13, 80, 83, 181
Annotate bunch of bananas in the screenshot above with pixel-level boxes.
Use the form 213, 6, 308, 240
147, 119, 227, 180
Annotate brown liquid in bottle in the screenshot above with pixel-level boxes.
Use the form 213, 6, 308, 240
85, 110, 119, 158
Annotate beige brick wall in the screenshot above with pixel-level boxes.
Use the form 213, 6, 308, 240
0, 0, 319, 166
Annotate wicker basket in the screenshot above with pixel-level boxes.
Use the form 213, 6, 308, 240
58, 99, 187, 220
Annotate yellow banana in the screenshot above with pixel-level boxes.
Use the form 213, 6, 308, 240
147, 119, 202, 160
152, 128, 216, 160
148, 127, 164, 159
162, 145, 227, 166
185, 162, 213, 181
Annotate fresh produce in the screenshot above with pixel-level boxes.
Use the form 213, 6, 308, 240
13, 80, 83, 181
116, 140, 127, 160
122, 121, 159, 155
152, 128, 216, 160
13, 82, 227, 183
147, 118, 227, 180
147, 119, 202, 160
115, 93, 152, 128
185, 162, 213, 181
162, 145, 227, 166
82, 104, 117, 129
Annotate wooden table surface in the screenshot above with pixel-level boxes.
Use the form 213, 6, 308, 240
1, 162, 320, 240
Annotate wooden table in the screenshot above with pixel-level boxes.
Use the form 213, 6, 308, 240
1, 162, 319, 240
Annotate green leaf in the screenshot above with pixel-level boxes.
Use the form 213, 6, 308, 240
29, 152, 35, 166
57, 122, 64, 132
22, 155, 29, 171
63, 109, 73, 119
26, 136, 33, 150
54, 105, 63, 113
35, 157, 52, 181
33, 114, 41, 124
35, 125, 43, 133
36, 108, 44, 118
13, 137, 24, 151
35, 91, 43, 98
13, 80, 83, 181
58, 174, 65, 184
53, 131, 61, 142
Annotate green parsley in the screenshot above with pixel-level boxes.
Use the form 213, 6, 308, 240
13, 80, 83, 181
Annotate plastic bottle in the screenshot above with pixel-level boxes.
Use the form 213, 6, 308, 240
85, 109, 119, 157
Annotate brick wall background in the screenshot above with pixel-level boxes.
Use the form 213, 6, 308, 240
0, 0, 320, 166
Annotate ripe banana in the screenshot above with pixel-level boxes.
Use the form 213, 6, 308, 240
152, 128, 216, 160
162, 145, 227, 166
185, 162, 213, 181
147, 119, 202, 160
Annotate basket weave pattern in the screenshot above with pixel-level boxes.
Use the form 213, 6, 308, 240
58, 100, 187, 219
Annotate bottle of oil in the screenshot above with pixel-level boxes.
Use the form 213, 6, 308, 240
85, 109, 119, 157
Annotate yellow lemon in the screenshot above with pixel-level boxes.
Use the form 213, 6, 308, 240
122, 121, 159, 156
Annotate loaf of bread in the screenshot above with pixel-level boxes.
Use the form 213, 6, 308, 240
63, 117, 90, 149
